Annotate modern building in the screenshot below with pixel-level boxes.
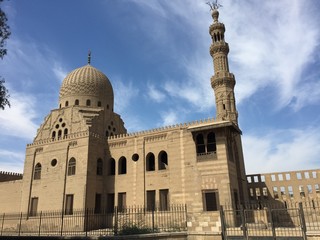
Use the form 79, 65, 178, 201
247, 169, 320, 203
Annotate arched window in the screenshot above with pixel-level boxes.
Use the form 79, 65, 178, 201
64, 129, 68, 138
158, 151, 168, 170
97, 158, 103, 175
97, 101, 101, 107
146, 152, 155, 171
68, 158, 76, 176
65, 101, 69, 107
118, 156, 127, 175
207, 132, 216, 153
58, 130, 62, 139
75, 99, 79, 105
52, 131, 56, 140
34, 163, 41, 180
110, 158, 115, 175
59, 104, 61, 109
86, 99, 91, 106
196, 134, 205, 154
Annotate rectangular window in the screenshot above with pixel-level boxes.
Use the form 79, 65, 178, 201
95, 193, 102, 214
304, 172, 310, 179
262, 187, 268, 198
147, 190, 156, 211
273, 187, 279, 199
280, 186, 286, 196
255, 188, 261, 199
107, 193, 115, 213
29, 197, 38, 216
288, 186, 294, 198
203, 190, 219, 211
271, 175, 276, 181
296, 172, 302, 180
299, 185, 305, 197
249, 188, 254, 199
254, 176, 259, 183
65, 194, 74, 215
312, 171, 317, 178
315, 184, 320, 194
278, 174, 283, 181
307, 185, 312, 194
159, 189, 169, 211
118, 192, 126, 212
285, 173, 291, 180
247, 176, 252, 183
261, 175, 265, 182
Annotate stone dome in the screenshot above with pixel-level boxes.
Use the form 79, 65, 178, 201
59, 64, 114, 109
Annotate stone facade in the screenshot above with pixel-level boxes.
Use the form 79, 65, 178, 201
1, 7, 316, 239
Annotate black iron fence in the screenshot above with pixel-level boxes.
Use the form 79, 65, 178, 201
0, 205, 187, 236
220, 200, 320, 240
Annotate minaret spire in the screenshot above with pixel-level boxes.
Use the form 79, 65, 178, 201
209, 6, 238, 124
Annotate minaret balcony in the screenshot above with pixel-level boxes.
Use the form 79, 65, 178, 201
211, 75, 235, 89
209, 23, 225, 35
210, 43, 229, 56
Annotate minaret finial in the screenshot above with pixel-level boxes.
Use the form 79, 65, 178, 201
88, 50, 91, 65
207, 1, 222, 22
206, 0, 222, 10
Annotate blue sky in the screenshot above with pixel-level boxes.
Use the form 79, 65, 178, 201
0, 0, 319, 174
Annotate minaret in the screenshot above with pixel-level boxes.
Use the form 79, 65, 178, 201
209, 7, 238, 124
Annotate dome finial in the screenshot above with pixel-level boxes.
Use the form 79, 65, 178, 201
88, 50, 91, 65
207, 1, 222, 22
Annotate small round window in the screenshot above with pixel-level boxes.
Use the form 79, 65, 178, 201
132, 153, 139, 162
51, 159, 57, 167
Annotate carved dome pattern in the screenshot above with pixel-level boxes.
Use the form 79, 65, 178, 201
59, 65, 113, 99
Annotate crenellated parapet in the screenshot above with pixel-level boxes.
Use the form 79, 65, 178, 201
0, 171, 23, 182
27, 118, 217, 146
27, 130, 90, 147
107, 117, 215, 141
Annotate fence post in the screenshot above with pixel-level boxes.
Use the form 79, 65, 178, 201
219, 206, 227, 240
85, 208, 89, 237
0, 213, 5, 236
152, 207, 155, 232
60, 210, 64, 236
239, 205, 247, 239
185, 204, 188, 230
18, 212, 22, 236
38, 211, 42, 236
298, 202, 307, 240
267, 208, 276, 240
114, 206, 118, 235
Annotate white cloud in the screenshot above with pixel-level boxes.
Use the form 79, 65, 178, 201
0, 91, 38, 140
160, 110, 178, 126
243, 127, 320, 174
53, 63, 68, 82
223, 0, 320, 109
113, 77, 139, 113
132, 0, 320, 111
0, 150, 24, 173
147, 83, 166, 103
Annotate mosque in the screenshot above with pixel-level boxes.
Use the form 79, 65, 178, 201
0, 5, 318, 237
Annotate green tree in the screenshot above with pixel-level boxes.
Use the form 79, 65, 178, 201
0, 0, 11, 109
